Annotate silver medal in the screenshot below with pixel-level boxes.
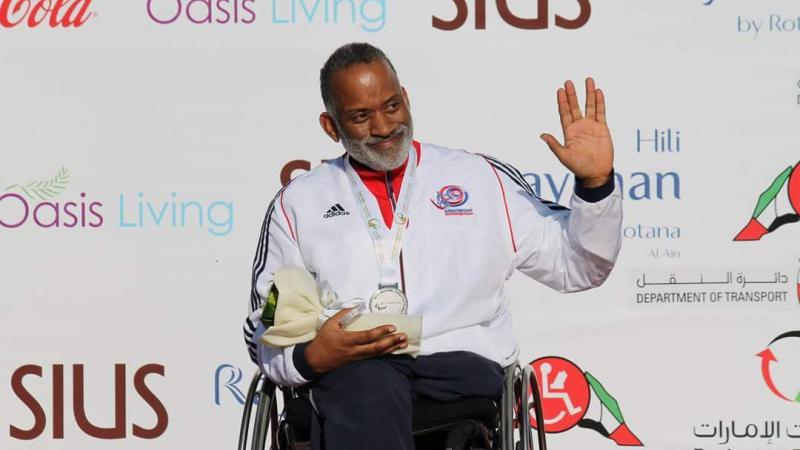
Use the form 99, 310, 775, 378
369, 287, 408, 314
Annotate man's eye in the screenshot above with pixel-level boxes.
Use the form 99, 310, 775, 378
386, 102, 400, 112
352, 113, 369, 122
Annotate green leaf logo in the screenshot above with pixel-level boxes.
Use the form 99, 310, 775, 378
4, 167, 71, 200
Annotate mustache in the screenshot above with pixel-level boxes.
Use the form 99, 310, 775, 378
362, 125, 411, 146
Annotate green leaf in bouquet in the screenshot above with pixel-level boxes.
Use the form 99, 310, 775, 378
260, 284, 279, 329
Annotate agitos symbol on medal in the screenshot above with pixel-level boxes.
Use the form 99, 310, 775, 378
526, 356, 643, 446
734, 161, 800, 241
431, 185, 473, 216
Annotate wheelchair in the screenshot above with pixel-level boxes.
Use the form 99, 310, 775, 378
237, 360, 548, 450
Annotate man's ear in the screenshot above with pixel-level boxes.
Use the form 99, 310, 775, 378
402, 87, 410, 109
319, 112, 340, 142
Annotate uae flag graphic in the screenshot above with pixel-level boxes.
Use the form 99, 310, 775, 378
577, 372, 643, 446
735, 162, 800, 241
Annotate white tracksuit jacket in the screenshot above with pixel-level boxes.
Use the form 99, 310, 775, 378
243, 142, 622, 386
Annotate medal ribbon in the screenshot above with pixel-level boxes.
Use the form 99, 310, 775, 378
344, 145, 417, 291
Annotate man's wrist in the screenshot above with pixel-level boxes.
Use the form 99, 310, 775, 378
578, 174, 611, 189
293, 341, 321, 380
574, 170, 615, 203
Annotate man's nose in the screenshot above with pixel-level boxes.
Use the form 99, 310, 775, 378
370, 112, 393, 137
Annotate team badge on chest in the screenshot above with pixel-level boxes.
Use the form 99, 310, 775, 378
430, 185, 474, 216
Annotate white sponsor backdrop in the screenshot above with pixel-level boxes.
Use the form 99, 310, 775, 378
2, 1, 799, 449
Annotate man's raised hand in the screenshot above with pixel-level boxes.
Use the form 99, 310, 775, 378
540, 78, 614, 188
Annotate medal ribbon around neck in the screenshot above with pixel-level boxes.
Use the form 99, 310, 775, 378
344, 145, 417, 291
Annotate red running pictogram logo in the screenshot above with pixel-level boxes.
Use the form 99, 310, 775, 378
0, 0, 92, 28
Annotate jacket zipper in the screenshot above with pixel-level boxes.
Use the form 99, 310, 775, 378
385, 172, 397, 210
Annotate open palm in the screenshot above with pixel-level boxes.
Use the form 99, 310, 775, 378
541, 78, 614, 188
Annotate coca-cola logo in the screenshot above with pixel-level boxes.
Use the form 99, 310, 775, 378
0, 0, 93, 28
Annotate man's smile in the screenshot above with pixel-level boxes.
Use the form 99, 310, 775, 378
368, 133, 403, 151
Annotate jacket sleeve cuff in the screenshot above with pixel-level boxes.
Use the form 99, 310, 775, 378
574, 171, 615, 203
292, 341, 319, 381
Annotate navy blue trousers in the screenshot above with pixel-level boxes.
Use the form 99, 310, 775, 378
309, 351, 504, 450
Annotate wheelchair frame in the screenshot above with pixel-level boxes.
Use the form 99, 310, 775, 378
238, 360, 548, 450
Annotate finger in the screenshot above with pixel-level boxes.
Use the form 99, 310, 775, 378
379, 335, 411, 355
356, 333, 407, 357
596, 88, 607, 125
324, 307, 355, 330
565, 80, 583, 122
557, 88, 572, 130
347, 324, 397, 345
540, 133, 567, 163
584, 77, 596, 120
386, 339, 410, 354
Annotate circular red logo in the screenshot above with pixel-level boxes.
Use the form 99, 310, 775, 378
528, 356, 590, 433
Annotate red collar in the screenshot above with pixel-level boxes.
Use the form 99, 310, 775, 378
349, 141, 421, 228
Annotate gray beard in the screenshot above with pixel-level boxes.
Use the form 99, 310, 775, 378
339, 122, 414, 172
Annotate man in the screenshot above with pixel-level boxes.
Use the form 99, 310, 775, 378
243, 42, 621, 450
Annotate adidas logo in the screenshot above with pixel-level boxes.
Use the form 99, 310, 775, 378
323, 204, 350, 219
